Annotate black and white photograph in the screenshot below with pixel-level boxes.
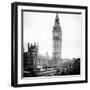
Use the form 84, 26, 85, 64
11, 2, 88, 87
22, 12, 81, 77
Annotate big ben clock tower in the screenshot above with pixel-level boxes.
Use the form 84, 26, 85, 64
53, 13, 62, 67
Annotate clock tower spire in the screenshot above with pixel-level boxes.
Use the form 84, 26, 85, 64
53, 13, 62, 67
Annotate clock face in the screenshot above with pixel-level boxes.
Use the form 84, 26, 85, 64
54, 32, 58, 37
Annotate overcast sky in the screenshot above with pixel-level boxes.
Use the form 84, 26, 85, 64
23, 12, 82, 59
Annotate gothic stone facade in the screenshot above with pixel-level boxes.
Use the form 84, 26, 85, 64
23, 43, 38, 72
53, 13, 62, 67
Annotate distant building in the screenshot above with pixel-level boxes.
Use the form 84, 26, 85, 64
53, 13, 62, 67
37, 54, 52, 69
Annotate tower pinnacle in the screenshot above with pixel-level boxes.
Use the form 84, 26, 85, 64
56, 13, 59, 19
55, 13, 59, 24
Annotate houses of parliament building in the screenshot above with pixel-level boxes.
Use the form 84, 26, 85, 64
23, 13, 80, 77
23, 13, 62, 76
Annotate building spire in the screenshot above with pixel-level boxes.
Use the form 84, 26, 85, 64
56, 13, 59, 19
55, 13, 59, 24
28, 43, 29, 52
